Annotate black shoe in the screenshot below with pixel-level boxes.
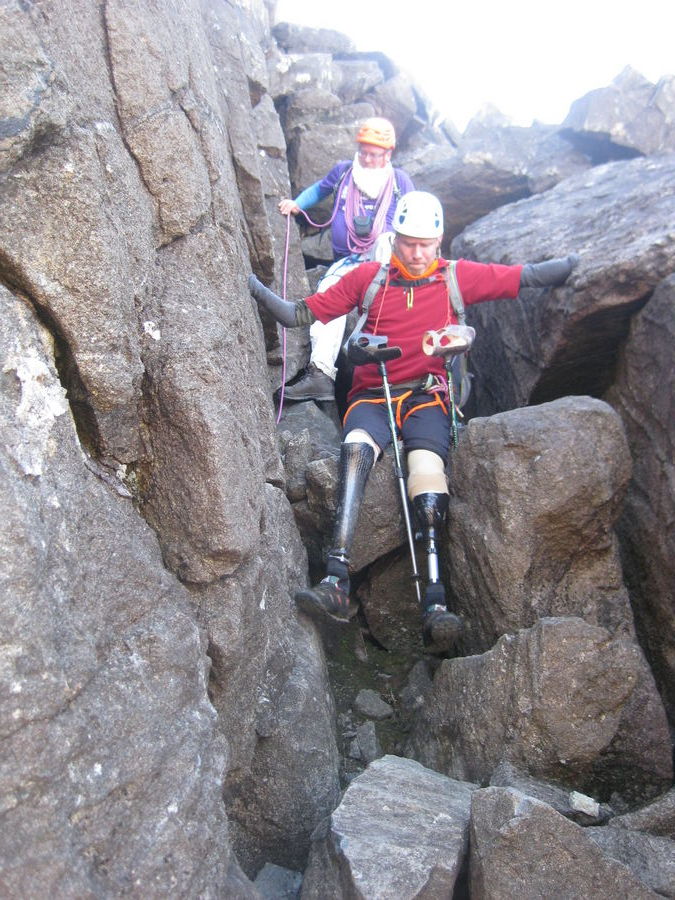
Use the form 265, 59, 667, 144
295, 577, 355, 624
422, 604, 463, 654
284, 364, 335, 402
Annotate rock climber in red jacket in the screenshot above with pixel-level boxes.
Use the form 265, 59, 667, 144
249, 190, 577, 653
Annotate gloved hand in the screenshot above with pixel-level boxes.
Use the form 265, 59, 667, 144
520, 253, 579, 288
248, 275, 298, 327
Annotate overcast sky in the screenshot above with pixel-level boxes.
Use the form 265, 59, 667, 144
274, 0, 674, 131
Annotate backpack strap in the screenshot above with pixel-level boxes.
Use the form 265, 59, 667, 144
442, 261, 472, 408
333, 164, 351, 203
443, 260, 466, 325
342, 263, 389, 353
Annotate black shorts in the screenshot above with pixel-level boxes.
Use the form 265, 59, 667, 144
342, 388, 450, 459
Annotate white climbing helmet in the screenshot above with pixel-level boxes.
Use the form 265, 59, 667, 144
393, 191, 443, 239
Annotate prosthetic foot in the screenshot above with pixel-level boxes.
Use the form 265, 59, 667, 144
295, 441, 375, 625
412, 492, 464, 653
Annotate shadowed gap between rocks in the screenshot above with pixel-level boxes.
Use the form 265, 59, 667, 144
0, 254, 105, 457
529, 294, 651, 405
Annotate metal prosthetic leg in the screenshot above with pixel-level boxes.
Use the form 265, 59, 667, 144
412, 492, 463, 653
295, 441, 375, 623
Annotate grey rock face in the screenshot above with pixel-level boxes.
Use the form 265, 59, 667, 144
406, 617, 672, 804
470, 787, 658, 899
606, 275, 675, 728
0, 289, 240, 897
489, 762, 611, 825
561, 66, 675, 160
301, 756, 478, 899
453, 154, 675, 417
446, 397, 634, 650
400, 123, 591, 246
586, 826, 675, 898
272, 22, 355, 55
200, 485, 341, 877
0, 125, 151, 463
1, 0, 338, 891
608, 788, 675, 839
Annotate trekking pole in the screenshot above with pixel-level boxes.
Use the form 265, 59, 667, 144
347, 332, 422, 604
422, 325, 476, 448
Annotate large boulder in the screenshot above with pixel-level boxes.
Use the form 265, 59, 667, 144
0, 288, 249, 896
1, 1, 339, 891
200, 485, 341, 877
586, 826, 675, 897
445, 397, 634, 650
561, 66, 675, 161
605, 275, 675, 728
406, 617, 672, 805
452, 153, 675, 418
400, 122, 590, 246
608, 788, 675, 838
470, 787, 660, 898
301, 755, 478, 899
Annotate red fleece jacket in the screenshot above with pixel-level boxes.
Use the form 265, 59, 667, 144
305, 258, 523, 399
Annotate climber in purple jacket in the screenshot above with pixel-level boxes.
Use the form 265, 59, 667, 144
278, 117, 414, 401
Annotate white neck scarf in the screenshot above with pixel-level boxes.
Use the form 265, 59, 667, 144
351, 153, 394, 199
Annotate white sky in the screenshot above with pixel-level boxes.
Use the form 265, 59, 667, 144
274, 0, 674, 131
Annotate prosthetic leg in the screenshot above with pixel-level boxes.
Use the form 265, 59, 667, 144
295, 438, 375, 623
408, 449, 463, 653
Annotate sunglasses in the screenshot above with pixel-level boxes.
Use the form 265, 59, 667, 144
358, 148, 389, 161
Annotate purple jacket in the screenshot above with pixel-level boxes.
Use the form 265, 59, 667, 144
295, 161, 415, 260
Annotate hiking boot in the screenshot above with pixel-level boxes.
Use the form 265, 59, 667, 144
422, 604, 463, 654
284, 364, 335, 402
295, 577, 356, 624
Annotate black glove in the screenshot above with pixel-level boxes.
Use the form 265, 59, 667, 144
248, 275, 298, 327
520, 253, 579, 288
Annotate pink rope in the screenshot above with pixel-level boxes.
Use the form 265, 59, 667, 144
344, 168, 395, 254
275, 214, 292, 424
276, 208, 333, 423
296, 205, 337, 229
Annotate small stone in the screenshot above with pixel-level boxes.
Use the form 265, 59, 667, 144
569, 791, 601, 818
354, 688, 393, 720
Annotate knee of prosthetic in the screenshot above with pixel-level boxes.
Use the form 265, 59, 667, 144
407, 449, 448, 533
412, 491, 449, 536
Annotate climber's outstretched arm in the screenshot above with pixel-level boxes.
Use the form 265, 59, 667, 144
520, 254, 579, 288
248, 275, 316, 328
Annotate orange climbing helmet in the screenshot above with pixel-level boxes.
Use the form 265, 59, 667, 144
356, 117, 396, 150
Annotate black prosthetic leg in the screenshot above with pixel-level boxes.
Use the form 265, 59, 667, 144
412, 492, 463, 653
295, 441, 375, 623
